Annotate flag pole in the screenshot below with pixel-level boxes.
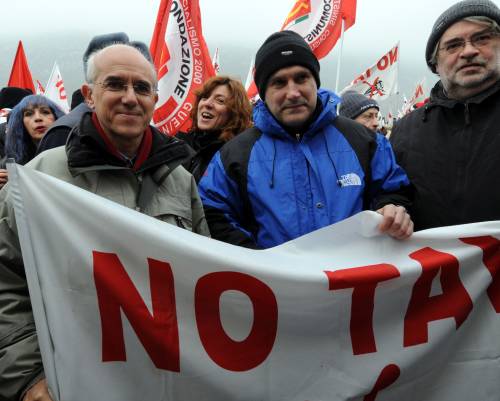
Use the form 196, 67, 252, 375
334, 17, 346, 93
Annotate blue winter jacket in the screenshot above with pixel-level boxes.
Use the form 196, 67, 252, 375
199, 89, 412, 249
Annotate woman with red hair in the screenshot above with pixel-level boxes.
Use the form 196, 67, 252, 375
176, 76, 253, 182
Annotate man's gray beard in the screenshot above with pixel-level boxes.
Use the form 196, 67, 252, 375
444, 67, 500, 99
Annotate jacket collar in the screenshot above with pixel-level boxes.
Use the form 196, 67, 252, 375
253, 89, 340, 140
429, 79, 500, 109
66, 112, 194, 175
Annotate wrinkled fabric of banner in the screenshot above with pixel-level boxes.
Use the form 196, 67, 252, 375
8, 163, 500, 401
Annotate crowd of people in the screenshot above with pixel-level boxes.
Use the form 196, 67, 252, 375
0, 0, 499, 399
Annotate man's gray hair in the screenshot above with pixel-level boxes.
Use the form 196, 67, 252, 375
85, 43, 158, 85
429, 16, 500, 68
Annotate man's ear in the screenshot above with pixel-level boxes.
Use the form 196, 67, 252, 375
81, 84, 94, 109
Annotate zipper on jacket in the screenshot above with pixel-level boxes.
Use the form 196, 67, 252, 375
135, 173, 143, 212
464, 103, 471, 126
296, 133, 301, 142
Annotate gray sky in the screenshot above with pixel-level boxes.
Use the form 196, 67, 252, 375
0, 0, 466, 100
0, 0, 462, 48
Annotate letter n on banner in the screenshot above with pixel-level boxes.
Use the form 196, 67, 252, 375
404, 247, 473, 347
93, 251, 180, 371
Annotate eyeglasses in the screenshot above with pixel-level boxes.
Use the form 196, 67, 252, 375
95, 78, 156, 96
439, 31, 499, 55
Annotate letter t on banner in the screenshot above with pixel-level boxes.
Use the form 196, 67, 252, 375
325, 264, 400, 355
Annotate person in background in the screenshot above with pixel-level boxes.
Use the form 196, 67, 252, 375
176, 75, 253, 182
0, 87, 33, 188
0, 95, 64, 189
391, 0, 500, 230
338, 90, 380, 133
199, 30, 413, 249
0, 87, 33, 124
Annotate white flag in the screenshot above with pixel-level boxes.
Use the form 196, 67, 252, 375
343, 43, 399, 101
212, 47, 220, 75
244, 58, 259, 103
403, 78, 427, 113
7, 163, 500, 401
44, 62, 69, 113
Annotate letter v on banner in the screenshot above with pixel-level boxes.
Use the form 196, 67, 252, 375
460, 236, 500, 312
150, 0, 215, 135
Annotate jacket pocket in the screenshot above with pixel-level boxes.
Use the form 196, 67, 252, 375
148, 204, 193, 231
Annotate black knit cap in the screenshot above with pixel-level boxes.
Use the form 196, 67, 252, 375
338, 91, 379, 120
0, 87, 32, 109
82, 33, 153, 78
426, 0, 500, 73
82, 32, 130, 75
254, 30, 320, 100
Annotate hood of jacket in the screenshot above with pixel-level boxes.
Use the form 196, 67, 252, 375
66, 112, 194, 175
252, 88, 341, 140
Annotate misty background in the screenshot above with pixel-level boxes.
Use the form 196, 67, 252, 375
0, 0, 464, 114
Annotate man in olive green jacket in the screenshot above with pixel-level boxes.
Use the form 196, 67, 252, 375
0, 43, 209, 401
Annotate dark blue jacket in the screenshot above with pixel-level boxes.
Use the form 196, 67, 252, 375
199, 89, 412, 249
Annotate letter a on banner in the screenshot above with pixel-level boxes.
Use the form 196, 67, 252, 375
150, 0, 215, 135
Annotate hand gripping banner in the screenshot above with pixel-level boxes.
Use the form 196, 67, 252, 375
6, 163, 500, 401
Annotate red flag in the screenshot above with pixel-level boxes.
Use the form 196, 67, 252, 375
7, 41, 36, 93
150, 0, 215, 135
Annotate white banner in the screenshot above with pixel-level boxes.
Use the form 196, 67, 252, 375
8, 163, 500, 401
44, 62, 70, 113
343, 43, 399, 100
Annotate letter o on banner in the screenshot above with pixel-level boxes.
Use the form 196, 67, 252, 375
377, 56, 389, 71
195, 271, 278, 371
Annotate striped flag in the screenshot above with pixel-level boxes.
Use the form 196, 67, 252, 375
246, 0, 357, 100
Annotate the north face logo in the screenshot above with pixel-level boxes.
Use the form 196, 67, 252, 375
338, 173, 362, 187
281, 50, 294, 56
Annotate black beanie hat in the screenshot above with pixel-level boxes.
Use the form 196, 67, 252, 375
83, 32, 130, 76
338, 91, 379, 120
426, 0, 500, 73
254, 30, 320, 100
0, 87, 32, 109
